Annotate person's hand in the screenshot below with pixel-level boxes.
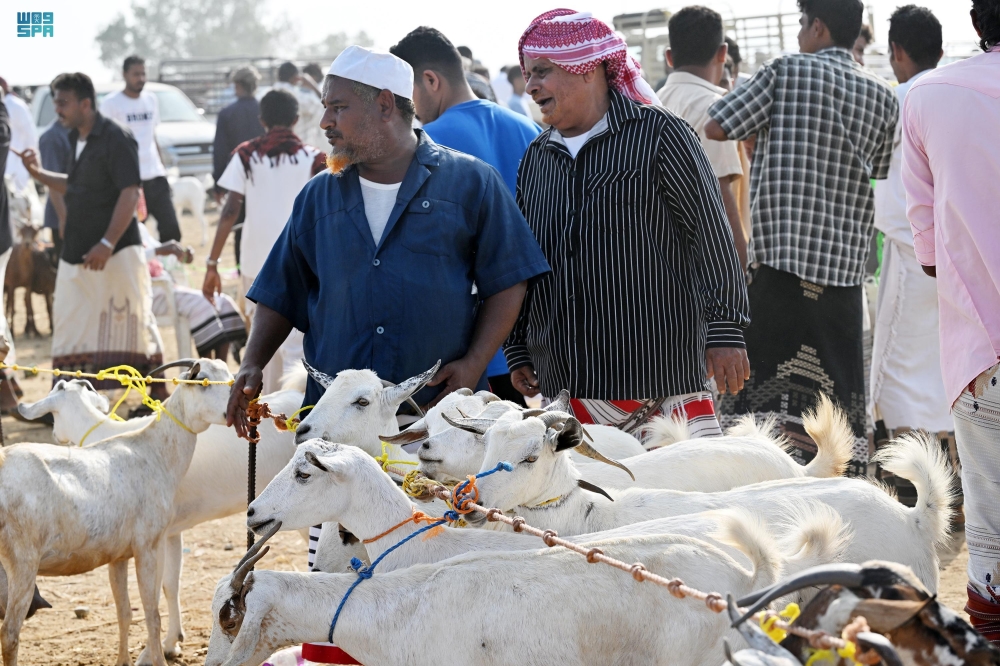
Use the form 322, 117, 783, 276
510, 365, 541, 397
16, 148, 40, 176
706, 347, 751, 395
227, 364, 263, 439
82, 242, 113, 271
212, 189, 224, 205
202, 266, 222, 304
425, 357, 483, 408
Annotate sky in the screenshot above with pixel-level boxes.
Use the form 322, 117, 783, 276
0, 0, 982, 86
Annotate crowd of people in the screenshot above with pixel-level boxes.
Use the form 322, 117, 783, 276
1, 0, 999, 642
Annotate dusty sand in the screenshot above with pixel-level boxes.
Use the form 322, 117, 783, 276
0, 206, 975, 664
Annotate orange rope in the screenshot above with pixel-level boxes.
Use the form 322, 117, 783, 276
362, 508, 443, 544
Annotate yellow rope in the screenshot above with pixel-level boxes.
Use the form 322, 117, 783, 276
0, 363, 234, 386
283, 405, 315, 432
375, 440, 418, 473
77, 418, 107, 448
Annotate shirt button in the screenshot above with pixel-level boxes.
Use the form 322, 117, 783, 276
372, 259, 380, 266
421, 200, 430, 209
376, 326, 384, 335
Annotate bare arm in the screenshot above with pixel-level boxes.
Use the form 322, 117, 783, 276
82, 185, 141, 270
17, 149, 68, 194
226, 304, 294, 438
49, 191, 67, 239
704, 118, 728, 142
202, 191, 244, 302
718, 174, 747, 269
426, 281, 528, 407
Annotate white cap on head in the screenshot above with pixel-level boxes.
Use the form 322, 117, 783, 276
327, 45, 414, 100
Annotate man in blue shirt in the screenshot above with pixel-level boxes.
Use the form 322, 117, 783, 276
227, 46, 549, 434
391, 26, 541, 403
38, 119, 72, 260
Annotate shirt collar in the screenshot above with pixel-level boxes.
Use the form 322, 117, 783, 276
542, 89, 640, 154
815, 46, 856, 61
69, 111, 107, 143
665, 71, 726, 95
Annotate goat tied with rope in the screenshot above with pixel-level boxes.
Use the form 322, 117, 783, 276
0, 358, 232, 666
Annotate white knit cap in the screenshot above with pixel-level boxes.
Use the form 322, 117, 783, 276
327, 45, 414, 100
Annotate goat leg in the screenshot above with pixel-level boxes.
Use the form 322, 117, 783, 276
161, 533, 185, 659
0, 558, 40, 666
108, 559, 133, 666
133, 545, 167, 666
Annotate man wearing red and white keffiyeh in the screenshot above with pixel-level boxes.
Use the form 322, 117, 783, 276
505, 9, 751, 444
518, 9, 660, 106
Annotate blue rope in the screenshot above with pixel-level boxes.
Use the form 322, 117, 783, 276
326, 460, 513, 643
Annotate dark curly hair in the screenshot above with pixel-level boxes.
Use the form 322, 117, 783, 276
973, 0, 1000, 51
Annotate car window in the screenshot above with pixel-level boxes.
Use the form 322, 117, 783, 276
154, 89, 204, 122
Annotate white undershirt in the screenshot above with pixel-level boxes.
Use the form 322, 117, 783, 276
554, 113, 609, 159
359, 177, 402, 244
75, 138, 87, 160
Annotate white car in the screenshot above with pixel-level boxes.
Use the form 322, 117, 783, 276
32, 81, 215, 178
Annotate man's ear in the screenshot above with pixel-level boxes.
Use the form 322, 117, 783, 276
716, 42, 729, 64
422, 70, 442, 92
666, 48, 675, 68
377, 88, 396, 120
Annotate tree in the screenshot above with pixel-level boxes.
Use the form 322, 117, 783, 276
297, 31, 374, 59
96, 0, 293, 70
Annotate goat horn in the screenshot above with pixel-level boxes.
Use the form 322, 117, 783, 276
537, 411, 571, 429
726, 594, 803, 661
454, 387, 474, 396
303, 360, 335, 390
442, 413, 495, 436
380, 424, 429, 446
521, 408, 547, 418
147, 358, 198, 377
380, 379, 425, 418
733, 563, 864, 625
231, 521, 281, 592
854, 632, 904, 666
573, 440, 635, 481
577, 479, 614, 502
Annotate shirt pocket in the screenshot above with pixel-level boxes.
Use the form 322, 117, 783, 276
399, 197, 467, 257
585, 168, 643, 230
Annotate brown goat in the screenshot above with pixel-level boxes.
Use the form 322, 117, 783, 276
3, 226, 56, 338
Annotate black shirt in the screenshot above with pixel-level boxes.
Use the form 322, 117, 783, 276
505, 91, 750, 400
64, 112, 142, 264
0, 100, 12, 256
213, 96, 264, 186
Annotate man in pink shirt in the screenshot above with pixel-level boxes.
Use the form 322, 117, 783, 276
902, 0, 1000, 641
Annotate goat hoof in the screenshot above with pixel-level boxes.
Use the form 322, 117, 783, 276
163, 642, 182, 659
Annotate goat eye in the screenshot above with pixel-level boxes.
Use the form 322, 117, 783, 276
523, 455, 538, 464
355, 398, 369, 407
295, 470, 311, 481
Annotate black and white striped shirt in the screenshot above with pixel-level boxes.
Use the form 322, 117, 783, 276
504, 91, 750, 400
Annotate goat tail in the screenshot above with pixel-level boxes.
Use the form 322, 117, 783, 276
873, 431, 956, 550
279, 363, 308, 394
710, 508, 783, 591
643, 414, 691, 448
777, 501, 852, 578
802, 393, 853, 478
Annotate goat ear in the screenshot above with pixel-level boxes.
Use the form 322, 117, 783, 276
381, 360, 442, 407
302, 360, 334, 389
544, 389, 572, 413
185, 362, 202, 380
54, 380, 67, 391
304, 451, 329, 471
220, 598, 269, 666
553, 418, 585, 452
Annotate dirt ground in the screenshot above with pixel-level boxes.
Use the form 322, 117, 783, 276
0, 206, 975, 664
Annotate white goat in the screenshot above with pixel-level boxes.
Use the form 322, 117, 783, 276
0, 358, 232, 666
249, 439, 846, 579
431, 394, 852, 491
168, 173, 208, 245
457, 411, 953, 593
15, 374, 308, 660
207, 504, 844, 666
385, 390, 646, 483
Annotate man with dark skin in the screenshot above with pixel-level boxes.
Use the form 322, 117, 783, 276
227, 47, 548, 436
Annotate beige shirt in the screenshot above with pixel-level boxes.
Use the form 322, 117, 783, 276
657, 72, 742, 179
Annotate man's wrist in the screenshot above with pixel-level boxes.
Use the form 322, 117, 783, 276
206, 257, 219, 268
99, 237, 115, 250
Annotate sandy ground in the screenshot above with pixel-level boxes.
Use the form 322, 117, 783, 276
0, 206, 975, 664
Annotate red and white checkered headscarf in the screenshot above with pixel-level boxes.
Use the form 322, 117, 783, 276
518, 9, 660, 106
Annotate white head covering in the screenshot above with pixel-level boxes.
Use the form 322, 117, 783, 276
327, 45, 414, 100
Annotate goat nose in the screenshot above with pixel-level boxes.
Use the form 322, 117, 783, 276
421, 442, 430, 450
246, 507, 255, 517
296, 423, 311, 438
